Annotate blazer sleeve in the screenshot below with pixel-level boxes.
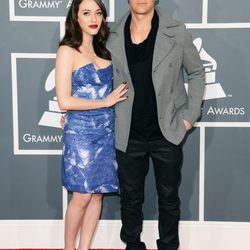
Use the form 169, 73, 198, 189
181, 25, 205, 125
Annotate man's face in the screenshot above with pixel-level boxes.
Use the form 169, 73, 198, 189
129, 0, 155, 15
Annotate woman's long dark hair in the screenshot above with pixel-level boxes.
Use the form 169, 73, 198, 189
59, 0, 111, 60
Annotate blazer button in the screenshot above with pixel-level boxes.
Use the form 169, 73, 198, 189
158, 93, 161, 96
171, 108, 175, 114
115, 68, 120, 74
169, 62, 173, 68
170, 87, 174, 93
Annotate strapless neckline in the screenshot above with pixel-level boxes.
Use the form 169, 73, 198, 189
72, 62, 112, 74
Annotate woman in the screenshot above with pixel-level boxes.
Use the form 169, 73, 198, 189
55, 0, 128, 249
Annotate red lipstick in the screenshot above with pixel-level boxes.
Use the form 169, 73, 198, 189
89, 24, 98, 29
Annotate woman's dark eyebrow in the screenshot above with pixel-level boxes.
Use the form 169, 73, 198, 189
82, 8, 101, 11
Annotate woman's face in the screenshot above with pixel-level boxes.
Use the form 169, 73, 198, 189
77, 0, 103, 36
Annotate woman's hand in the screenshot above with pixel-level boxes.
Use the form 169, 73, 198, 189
60, 115, 65, 129
104, 82, 128, 107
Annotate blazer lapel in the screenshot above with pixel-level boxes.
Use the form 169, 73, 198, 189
153, 30, 176, 71
109, 32, 130, 77
108, 13, 134, 90
153, 8, 179, 71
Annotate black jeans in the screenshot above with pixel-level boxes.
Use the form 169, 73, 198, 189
116, 138, 183, 250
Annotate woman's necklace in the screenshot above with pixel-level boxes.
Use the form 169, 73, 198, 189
81, 45, 97, 59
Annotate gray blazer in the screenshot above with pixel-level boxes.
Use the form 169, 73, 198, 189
107, 8, 205, 152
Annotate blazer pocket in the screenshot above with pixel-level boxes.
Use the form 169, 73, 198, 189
174, 93, 187, 109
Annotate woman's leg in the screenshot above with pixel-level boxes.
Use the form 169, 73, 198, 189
64, 192, 92, 250
78, 194, 103, 250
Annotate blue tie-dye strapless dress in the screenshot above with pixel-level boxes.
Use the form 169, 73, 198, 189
62, 63, 119, 193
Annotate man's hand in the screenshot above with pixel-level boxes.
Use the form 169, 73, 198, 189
183, 119, 193, 131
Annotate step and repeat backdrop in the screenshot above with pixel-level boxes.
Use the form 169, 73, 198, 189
0, 0, 250, 249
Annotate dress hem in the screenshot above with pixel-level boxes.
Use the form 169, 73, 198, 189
63, 185, 120, 194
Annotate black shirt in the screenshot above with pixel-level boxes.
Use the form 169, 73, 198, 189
124, 11, 164, 141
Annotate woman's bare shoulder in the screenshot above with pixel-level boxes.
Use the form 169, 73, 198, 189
56, 45, 76, 66
57, 45, 75, 55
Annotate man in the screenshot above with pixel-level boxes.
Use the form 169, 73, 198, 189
107, 1, 205, 250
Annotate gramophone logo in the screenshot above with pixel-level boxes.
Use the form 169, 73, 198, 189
38, 69, 63, 128
11, 53, 64, 155
185, 38, 227, 100
194, 38, 226, 100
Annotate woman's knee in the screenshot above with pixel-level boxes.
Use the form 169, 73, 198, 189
71, 192, 92, 209
92, 193, 103, 202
